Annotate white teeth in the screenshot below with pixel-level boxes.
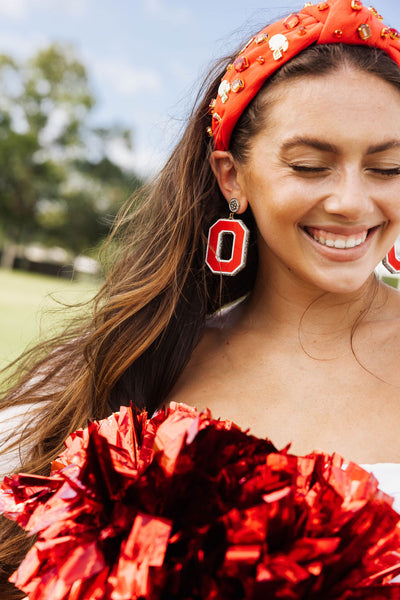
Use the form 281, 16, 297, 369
310, 231, 367, 249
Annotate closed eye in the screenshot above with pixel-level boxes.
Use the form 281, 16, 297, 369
367, 167, 400, 177
289, 164, 329, 174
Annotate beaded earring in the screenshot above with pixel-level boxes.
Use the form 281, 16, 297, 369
205, 198, 249, 275
383, 245, 400, 274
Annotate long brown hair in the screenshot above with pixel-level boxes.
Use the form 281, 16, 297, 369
1, 40, 400, 597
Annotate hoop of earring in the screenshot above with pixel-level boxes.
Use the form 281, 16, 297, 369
382, 245, 400, 274
205, 198, 249, 276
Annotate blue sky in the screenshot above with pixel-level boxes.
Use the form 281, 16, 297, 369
0, 0, 399, 177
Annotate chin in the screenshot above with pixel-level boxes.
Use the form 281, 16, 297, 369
309, 271, 376, 296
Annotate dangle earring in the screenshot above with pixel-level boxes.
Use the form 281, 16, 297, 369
205, 198, 249, 275
383, 244, 400, 274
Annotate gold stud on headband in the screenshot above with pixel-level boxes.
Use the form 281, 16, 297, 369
231, 79, 245, 93
283, 13, 301, 29
234, 56, 249, 72
351, 0, 362, 10
369, 6, 383, 20
357, 23, 372, 40
255, 32, 269, 45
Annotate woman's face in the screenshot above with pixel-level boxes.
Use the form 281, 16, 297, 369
235, 68, 400, 295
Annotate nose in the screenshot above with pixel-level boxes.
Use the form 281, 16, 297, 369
322, 170, 375, 221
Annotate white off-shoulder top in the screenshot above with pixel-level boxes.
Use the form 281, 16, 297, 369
363, 463, 400, 512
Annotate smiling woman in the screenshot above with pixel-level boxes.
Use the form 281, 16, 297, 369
178, 59, 400, 460
3, 0, 400, 598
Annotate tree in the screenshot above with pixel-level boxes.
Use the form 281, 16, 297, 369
0, 44, 142, 267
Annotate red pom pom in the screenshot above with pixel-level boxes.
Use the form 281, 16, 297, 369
1, 403, 400, 599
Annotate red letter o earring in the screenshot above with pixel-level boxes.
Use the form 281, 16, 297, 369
383, 245, 400, 273
206, 218, 249, 275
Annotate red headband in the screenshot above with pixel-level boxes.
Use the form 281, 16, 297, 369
209, 0, 400, 151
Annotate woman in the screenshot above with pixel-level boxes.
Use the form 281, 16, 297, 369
2, 0, 400, 595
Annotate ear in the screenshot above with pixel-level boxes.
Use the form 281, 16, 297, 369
209, 150, 248, 214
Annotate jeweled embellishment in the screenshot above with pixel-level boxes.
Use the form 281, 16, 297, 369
218, 80, 231, 103
334, 29, 343, 38
255, 32, 269, 45
206, 126, 213, 137
283, 13, 300, 29
208, 99, 216, 115
357, 23, 372, 40
269, 34, 289, 61
381, 27, 390, 39
317, 2, 329, 10
351, 0, 362, 10
239, 37, 254, 54
234, 56, 249, 72
303, 2, 313, 6
368, 6, 383, 20
212, 112, 222, 122
256, 56, 265, 64
231, 78, 245, 93
229, 198, 240, 213
389, 28, 400, 40
297, 26, 307, 36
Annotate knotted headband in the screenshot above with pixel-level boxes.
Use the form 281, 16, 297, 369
209, 0, 400, 150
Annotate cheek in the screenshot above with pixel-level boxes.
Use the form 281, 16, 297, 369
386, 201, 400, 220
249, 192, 307, 235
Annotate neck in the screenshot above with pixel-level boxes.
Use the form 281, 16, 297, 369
242, 258, 381, 342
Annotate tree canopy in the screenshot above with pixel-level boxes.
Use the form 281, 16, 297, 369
0, 44, 143, 265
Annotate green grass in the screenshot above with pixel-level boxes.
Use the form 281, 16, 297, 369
0, 269, 99, 368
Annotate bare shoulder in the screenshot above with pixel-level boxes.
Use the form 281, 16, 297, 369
168, 300, 246, 407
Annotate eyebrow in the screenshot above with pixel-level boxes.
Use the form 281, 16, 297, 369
280, 136, 400, 155
366, 141, 400, 155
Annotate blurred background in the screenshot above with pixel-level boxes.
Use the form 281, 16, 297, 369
0, 0, 399, 366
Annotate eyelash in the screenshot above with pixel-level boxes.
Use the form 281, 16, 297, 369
289, 165, 327, 173
368, 167, 400, 177
289, 165, 400, 177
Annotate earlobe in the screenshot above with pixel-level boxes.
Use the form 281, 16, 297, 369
209, 150, 248, 213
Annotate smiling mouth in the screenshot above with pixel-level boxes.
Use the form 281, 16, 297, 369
302, 226, 377, 249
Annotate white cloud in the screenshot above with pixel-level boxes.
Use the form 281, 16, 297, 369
144, 0, 192, 27
98, 59, 163, 98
